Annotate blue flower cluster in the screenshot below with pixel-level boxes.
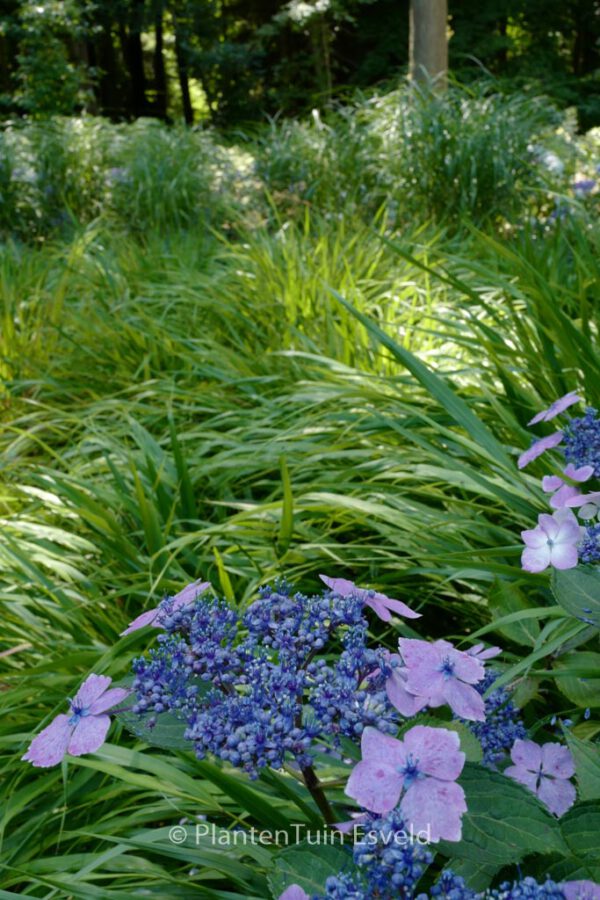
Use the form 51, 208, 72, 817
423, 870, 478, 899
487, 877, 566, 899
418, 873, 567, 900
321, 811, 433, 899
579, 523, 600, 564
312, 862, 569, 900
462, 672, 526, 766
131, 581, 398, 776
563, 408, 600, 475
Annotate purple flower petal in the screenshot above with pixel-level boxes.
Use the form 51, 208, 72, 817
72, 674, 112, 709
562, 881, 600, 900
21, 714, 72, 767
372, 593, 421, 620
344, 759, 402, 814
366, 596, 392, 622
505, 764, 538, 794
67, 714, 111, 757
319, 574, 420, 621
121, 607, 160, 635
400, 778, 467, 843
541, 743, 575, 779
279, 887, 310, 900
567, 491, 600, 508
521, 525, 549, 549
319, 574, 356, 596
511, 738, 542, 771
385, 669, 420, 716
360, 725, 407, 767
563, 464, 594, 482
171, 579, 211, 612
88, 687, 131, 715
518, 431, 564, 469
467, 643, 502, 660
549, 484, 580, 509
521, 545, 552, 573
537, 774, 576, 817
550, 542, 579, 570
528, 392, 582, 426
443, 679, 486, 721
543, 475, 564, 492
403, 725, 465, 781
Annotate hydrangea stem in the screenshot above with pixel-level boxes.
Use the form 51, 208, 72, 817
301, 764, 336, 825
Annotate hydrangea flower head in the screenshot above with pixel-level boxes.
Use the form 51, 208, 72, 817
397, 638, 486, 721
528, 391, 582, 426
319, 575, 421, 622
563, 408, 600, 476
518, 432, 564, 469
521, 509, 580, 573
345, 724, 467, 842
122, 579, 210, 634
505, 738, 576, 816
22, 674, 130, 767
461, 671, 526, 766
579, 523, 600, 564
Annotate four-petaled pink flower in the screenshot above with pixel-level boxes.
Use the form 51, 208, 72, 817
518, 431, 564, 469
521, 509, 580, 573
542, 464, 594, 509
319, 575, 421, 622
345, 725, 467, 842
528, 391, 582, 426
392, 638, 486, 722
22, 674, 130, 768
121, 579, 211, 635
505, 738, 576, 817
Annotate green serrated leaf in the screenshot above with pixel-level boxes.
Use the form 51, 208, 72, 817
553, 652, 600, 708
117, 708, 191, 751
489, 579, 540, 647
268, 840, 353, 898
444, 722, 483, 764
559, 801, 600, 878
438, 763, 565, 865
443, 857, 500, 891
552, 568, 600, 630
564, 733, 600, 801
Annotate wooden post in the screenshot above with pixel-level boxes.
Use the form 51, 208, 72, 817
409, 0, 448, 89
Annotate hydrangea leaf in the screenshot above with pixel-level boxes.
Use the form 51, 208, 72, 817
564, 733, 600, 801
116, 708, 191, 751
558, 801, 600, 878
267, 840, 353, 898
438, 763, 565, 865
553, 652, 600, 708
552, 568, 600, 630
489, 579, 541, 647
443, 857, 501, 891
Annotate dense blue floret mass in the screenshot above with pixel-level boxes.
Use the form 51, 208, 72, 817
462, 671, 526, 766
563, 408, 600, 475
131, 581, 399, 775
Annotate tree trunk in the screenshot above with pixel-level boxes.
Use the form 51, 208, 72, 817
409, 0, 448, 88
119, 0, 147, 119
153, 11, 168, 119
173, 21, 194, 124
